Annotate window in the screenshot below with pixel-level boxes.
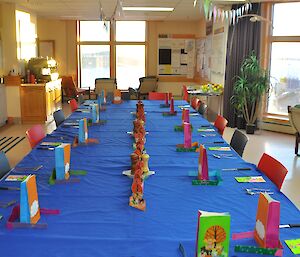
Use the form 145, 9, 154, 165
115, 21, 146, 89
79, 21, 110, 42
77, 21, 146, 90
267, 3, 300, 115
78, 21, 111, 89
79, 45, 110, 89
16, 10, 37, 60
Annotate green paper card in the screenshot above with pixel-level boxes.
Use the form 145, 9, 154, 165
198, 128, 215, 132
285, 239, 300, 254
196, 210, 230, 257
235, 176, 266, 183
208, 147, 231, 151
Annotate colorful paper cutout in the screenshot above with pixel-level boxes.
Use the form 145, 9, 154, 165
113, 89, 122, 104
55, 143, 71, 180
78, 118, 88, 144
196, 210, 230, 257
235, 176, 266, 183
285, 239, 300, 254
198, 145, 209, 180
5, 175, 28, 182
20, 175, 40, 224
254, 193, 280, 249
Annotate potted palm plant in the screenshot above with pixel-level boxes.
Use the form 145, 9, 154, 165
231, 52, 269, 134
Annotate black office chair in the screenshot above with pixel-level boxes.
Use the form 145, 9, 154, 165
0, 151, 11, 179
230, 129, 249, 157
198, 102, 208, 115
53, 110, 65, 127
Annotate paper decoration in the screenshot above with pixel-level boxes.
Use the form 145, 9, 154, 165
285, 239, 300, 254
184, 122, 192, 148
5, 175, 28, 182
20, 175, 40, 224
79, 118, 88, 144
235, 176, 266, 183
198, 145, 208, 180
113, 89, 122, 104
254, 193, 280, 249
55, 143, 71, 180
196, 210, 230, 257
91, 104, 100, 123
183, 109, 190, 123
162, 97, 177, 116
201, 2, 252, 25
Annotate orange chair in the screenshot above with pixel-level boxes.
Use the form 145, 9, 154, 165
182, 85, 189, 102
26, 125, 45, 149
61, 76, 90, 102
214, 115, 228, 135
258, 153, 288, 190
148, 92, 173, 100
69, 99, 78, 112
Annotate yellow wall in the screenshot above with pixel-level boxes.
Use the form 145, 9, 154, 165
37, 18, 77, 77
0, 3, 18, 75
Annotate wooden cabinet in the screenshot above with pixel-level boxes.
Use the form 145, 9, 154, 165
20, 79, 62, 123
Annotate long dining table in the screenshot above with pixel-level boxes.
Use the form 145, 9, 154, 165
0, 100, 299, 257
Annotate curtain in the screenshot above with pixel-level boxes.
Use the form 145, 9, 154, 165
223, 4, 261, 127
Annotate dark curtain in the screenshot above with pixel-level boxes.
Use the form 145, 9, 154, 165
223, 4, 261, 127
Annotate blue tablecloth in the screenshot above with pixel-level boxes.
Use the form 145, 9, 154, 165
0, 100, 299, 257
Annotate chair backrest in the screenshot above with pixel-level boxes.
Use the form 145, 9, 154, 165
214, 115, 228, 135
61, 76, 78, 98
0, 151, 11, 179
191, 97, 200, 110
53, 109, 65, 127
198, 102, 207, 115
78, 94, 84, 105
258, 153, 288, 190
69, 98, 78, 112
138, 77, 158, 94
26, 124, 45, 149
148, 92, 173, 100
182, 85, 189, 102
95, 78, 117, 95
288, 106, 300, 133
230, 129, 249, 157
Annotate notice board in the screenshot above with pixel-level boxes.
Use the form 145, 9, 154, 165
158, 34, 195, 79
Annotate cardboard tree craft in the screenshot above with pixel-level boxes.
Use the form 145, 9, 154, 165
176, 122, 198, 152
196, 210, 231, 257
233, 193, 283, 256
73, 118, 99, 146
129, 160, 146, 211
160, 92, 170, 108
162, 97, 177, 116
190, 145, 222, 185
91, 102, 107, 125
113, 89, 122, 104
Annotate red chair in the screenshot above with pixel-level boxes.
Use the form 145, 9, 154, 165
258, 153, 288, 190
69, 99, 78, 112
182, 85, 189, 102
191, 97, 200, 110
148, 92, 173, 100
26, 124, 46, 149
214, 115, 228, 135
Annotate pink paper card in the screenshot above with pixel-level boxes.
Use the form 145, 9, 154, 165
198, 145, 208, 180
184, 122, 192, 148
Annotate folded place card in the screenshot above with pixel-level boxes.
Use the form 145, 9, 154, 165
235, 176, 266, 183
198, 128, 215, 132
55, 143, 71, 180
208, 147, 231, 151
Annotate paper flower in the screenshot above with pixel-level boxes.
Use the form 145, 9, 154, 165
65, 162, 70, 174
30, 200, 39, 218
256, 219, 265, 240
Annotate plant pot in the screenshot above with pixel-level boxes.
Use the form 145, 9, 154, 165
246, 124, 256, 134
237, 115, 245, 129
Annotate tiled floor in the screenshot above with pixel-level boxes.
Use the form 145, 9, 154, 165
0, 106, 299, 208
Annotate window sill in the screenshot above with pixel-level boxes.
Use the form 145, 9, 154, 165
262, 114, 290, 125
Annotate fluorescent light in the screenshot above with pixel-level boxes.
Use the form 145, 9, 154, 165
122, 7, 174, 12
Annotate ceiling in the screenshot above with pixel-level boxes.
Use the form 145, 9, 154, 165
0, 0, 240, 21
0, 0, 293, 21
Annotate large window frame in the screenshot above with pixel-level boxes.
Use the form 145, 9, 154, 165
77, 21, 147, 89
262, 3, 300, 118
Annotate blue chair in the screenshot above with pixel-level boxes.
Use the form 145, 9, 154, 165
53, 109, 65, 127
0, 151, 11, 179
